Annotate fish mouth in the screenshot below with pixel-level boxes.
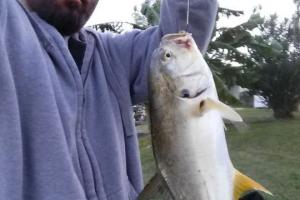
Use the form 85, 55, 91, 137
179, 88, 207, 99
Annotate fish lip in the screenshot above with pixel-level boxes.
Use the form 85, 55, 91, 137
178, 87, 207, 99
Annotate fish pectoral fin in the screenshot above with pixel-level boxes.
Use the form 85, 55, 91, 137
233, 169, 273, 200
199, 98, 243, 122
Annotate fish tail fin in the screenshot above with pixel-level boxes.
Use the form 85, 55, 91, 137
233, 169, 272, 200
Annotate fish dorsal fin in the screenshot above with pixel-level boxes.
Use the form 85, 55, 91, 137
199, 98, 243, 122
233, 169, 272, 200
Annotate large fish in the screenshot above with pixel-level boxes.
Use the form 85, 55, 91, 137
139, 33, 272, 200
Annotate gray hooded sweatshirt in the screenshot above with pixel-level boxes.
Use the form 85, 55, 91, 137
0, 0, 217, 199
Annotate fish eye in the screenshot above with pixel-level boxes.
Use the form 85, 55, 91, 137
159, 49, 173, 62
164, 51, 172, 59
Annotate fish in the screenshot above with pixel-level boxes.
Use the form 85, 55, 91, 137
138, 32, 272, 200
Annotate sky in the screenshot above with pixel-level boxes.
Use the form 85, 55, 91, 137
86, 0, 296, 27
86, 0, 145, 26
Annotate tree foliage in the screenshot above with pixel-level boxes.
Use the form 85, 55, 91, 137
133, 0, 161, 28
238, 11, 300, 118
250, 61, 300, 118
90, 22, 145, 33
205, 10, 265, 105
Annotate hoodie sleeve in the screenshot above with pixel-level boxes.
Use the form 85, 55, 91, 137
0, 0, 7, 39
100, 0, 218, 104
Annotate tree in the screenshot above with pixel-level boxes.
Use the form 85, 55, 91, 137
205, 9, 265, 105
238, 9, 300, 118
249, 60, 300, 118
90, 22, 145, 33
133, 0, 160, 28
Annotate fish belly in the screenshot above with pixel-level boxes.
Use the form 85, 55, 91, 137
151, 100, 234, 200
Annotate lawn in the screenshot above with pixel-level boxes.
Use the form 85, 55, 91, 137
138, 108, 300, 199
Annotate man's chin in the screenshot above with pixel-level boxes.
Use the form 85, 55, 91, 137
46, 14, 87, 36
57, 25, 83, 36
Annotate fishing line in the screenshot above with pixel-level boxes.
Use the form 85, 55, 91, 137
186, 0, 190, 32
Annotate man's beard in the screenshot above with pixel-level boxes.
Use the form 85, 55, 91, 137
27, 0, 97, 36
39, 9, 88, 35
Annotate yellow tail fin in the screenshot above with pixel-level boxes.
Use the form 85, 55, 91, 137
233, 169, 272, 200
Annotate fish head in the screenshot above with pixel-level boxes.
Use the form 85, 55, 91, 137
152, 32, 215, 100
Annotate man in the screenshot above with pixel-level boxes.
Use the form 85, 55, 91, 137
0, 0, 263, 199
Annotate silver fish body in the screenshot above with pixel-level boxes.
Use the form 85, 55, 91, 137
144, 33, 271, 200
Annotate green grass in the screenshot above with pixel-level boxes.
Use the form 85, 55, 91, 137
138, 109, 300, 199
136, 123, 150, 135
227, 119, 300, 200
235, 108, 274, 123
